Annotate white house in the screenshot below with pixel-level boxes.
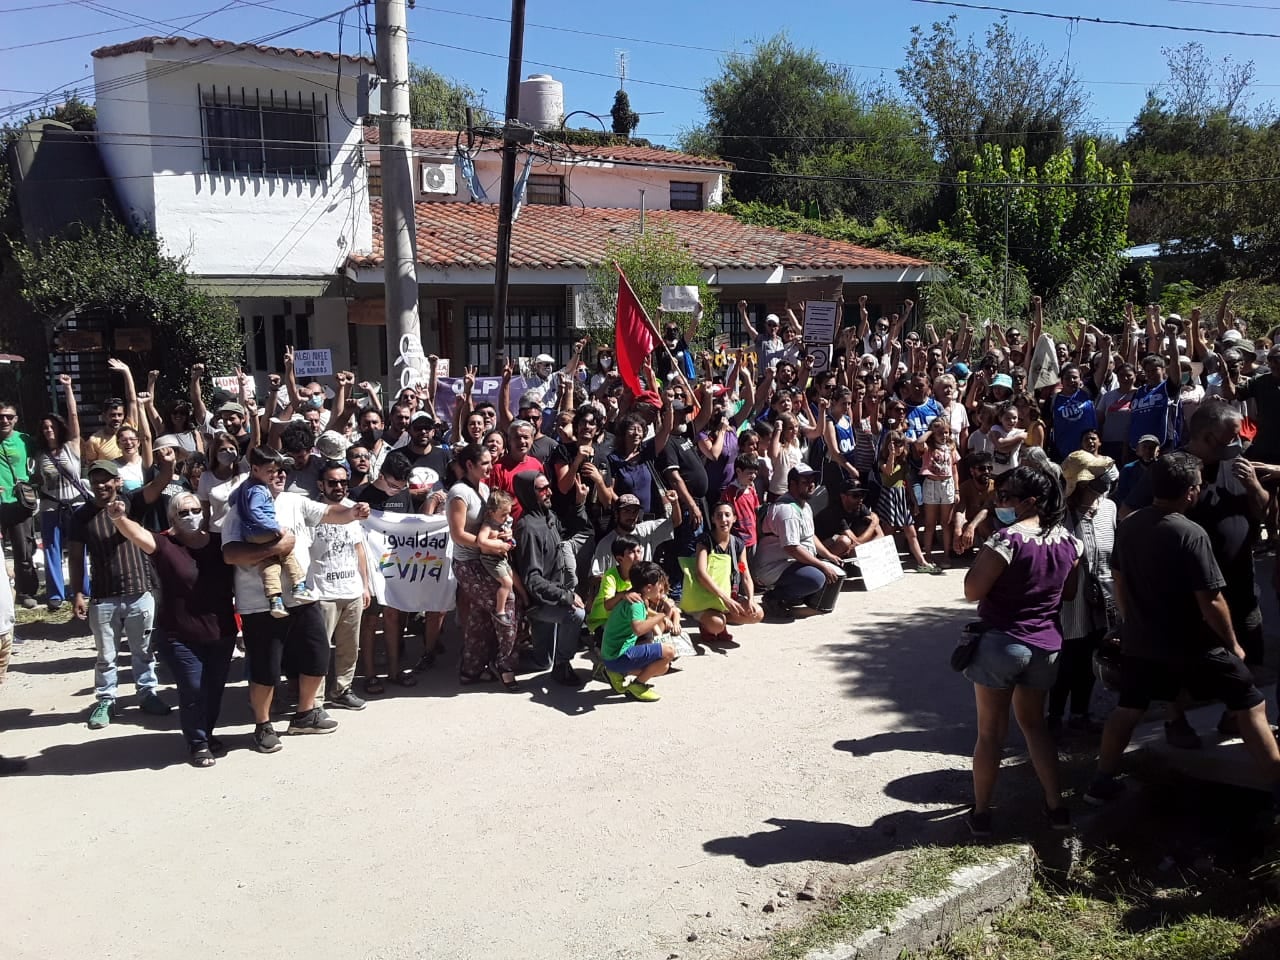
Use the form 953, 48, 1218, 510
91, 35, 373, 373
80, 37, 938, 383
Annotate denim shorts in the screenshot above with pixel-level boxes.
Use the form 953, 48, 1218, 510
604, 642, 666, 674
963, 630, 1059, 690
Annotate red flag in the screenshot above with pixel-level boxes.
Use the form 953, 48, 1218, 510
614, 263, 655, 397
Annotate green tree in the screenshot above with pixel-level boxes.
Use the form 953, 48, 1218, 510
687, 34, 939, 226
582, 228, 717, 346
898, 16, 1088, 177
953, 140, 1132, 311
610, 89, 639, 137
408, 65, 492, 130
13, 217, 242, 400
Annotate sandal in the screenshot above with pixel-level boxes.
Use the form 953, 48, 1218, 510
189, 746, 215, 768
391, 669, 418, 688
363, 675, 386, 696
460, 666, 497, 686
492, 662, 520, 691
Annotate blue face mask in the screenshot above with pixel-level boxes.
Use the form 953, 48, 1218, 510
995, 506, 1019, 525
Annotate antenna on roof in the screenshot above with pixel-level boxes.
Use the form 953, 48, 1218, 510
615, 49, 628, 90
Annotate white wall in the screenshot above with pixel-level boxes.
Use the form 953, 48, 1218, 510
368, 143, 724, 209
94, 47, 372, 279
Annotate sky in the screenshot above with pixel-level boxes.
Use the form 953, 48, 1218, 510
4, 0, 1280, 145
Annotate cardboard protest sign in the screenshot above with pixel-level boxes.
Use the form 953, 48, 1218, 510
787, 275, 844, 305
293, 349, 332, 378
854, 536, 905, 591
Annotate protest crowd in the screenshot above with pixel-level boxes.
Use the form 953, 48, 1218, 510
2, 284, 1280, 839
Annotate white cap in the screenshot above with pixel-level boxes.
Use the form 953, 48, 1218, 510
534, 354, 555, 365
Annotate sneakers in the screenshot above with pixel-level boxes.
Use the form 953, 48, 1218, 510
591, 661, 607, 683
291, 582, 316, 604
553, 662, 587, 688
253, 721, 283, 753
1084, 774, 1125, 806
625, 681, 660, 702
605, 669, 628, 694
1045, 804, 1072, 832
966, 807, 993, 838
139, 691, 172, 716
17, 595, 37, 609
327, 688, 367, 711
88, 698, 117, 730
1164, 717, 1203, 750
287, 706, 338, 735
268, 596, 288, 619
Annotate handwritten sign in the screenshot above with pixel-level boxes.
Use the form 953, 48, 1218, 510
213, 374, 258, 401
853, 535, 905, 591
293, 349, 332, 378
803, 300, 839, 344
661, 285, 700, 313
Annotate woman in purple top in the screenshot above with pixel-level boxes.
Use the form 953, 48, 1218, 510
962, 465, 1082, 838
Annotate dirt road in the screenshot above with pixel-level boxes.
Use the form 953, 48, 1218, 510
2, 570, 981, 960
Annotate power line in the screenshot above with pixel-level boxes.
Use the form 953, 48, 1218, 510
910, 0, 1280, 40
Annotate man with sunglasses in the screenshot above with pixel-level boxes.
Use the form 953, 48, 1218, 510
0, 402, 38, 608
311, 460, 370, 711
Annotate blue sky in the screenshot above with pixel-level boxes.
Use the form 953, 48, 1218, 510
4, 0, 1280, 144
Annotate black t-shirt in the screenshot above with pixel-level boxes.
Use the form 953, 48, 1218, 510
544, 441, 611, 534
660, 432, 709, 501
403, 445, 450, 493
530, 434, 557, 464
356, 483, 415, 514
815, 501, 873, 542
1111, 508, 1226, 660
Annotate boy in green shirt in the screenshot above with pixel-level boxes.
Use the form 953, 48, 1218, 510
601, 561, 677, 702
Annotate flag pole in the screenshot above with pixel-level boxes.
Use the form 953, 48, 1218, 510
613, 262, 697, 397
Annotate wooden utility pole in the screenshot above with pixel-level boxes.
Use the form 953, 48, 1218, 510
375, 0, 421, 385
491, 0, 526, 367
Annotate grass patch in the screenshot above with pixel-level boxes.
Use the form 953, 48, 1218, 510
763, 844, 1019, 960
14, 603, 73, 627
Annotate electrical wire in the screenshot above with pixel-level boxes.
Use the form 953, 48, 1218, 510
910, 0, 1280, 40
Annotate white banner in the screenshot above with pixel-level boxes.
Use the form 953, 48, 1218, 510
362, 510, 457, 613
294, 348, 333, 378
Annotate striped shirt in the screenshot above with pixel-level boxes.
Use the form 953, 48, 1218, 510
1059, 497, 1117, 641
68, 492, 153, 599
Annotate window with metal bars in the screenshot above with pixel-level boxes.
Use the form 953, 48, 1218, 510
200, 85, 330, 178
464, 303, 569, 372
367, 163, 382, 197
669, 181, 704, 210
526, 174, 566, 206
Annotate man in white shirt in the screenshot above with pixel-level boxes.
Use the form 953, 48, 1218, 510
222, 448, 370, 754
311, 460, 371, 711
753, 465, 845, 620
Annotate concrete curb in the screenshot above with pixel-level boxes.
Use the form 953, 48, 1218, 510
803, 846, 1034, 960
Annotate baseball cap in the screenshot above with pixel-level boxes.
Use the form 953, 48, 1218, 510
315, 430, 349, 460
88, 459, 120, 477
616, 493, 642, 509
410, 411, 437, 427
949, 362, 971, 380
216, 401, 246, 417
1222, 329, 1243, 344
1137, 434, 1160, 446
764, 313, 781, 327
839, 479, 868, 496
788, 464, 819, 483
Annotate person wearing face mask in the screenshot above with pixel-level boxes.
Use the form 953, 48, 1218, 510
198, 431, 248, 533
355, 409, 389, 481
1050, 451, 1118, 737
652, 303, 701, 386
1121, 402, 1270, 747
960, 464, 1081, 838
104, 491, 236, 767
589, 346, 615, 395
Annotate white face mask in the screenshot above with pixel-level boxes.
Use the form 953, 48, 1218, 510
599, 357, 612, 370
175, 513, 203, 534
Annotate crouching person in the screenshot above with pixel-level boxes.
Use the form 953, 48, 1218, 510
751, 465, 845, 620
683, 501, 763, 646
600, 560, 677, 702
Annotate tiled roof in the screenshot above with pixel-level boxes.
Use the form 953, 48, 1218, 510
91, 36, 375, 66
353, 200, 930, 272
362, 126, 733, 170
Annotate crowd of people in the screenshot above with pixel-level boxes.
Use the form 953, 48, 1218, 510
0, 290, 1275, 835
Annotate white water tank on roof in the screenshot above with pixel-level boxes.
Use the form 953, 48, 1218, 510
518, 74, 564, 131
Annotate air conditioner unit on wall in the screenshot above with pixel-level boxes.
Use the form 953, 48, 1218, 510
566, 284, 594, 329
420, 161, 457, 195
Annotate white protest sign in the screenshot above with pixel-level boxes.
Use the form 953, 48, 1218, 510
362, 511, 456, 613
434, 358, 450, 378
214, 373, 257, 401
854, 536, 905, 591
805, 343, 831, 375
803, 300, 839, 344
293, 348, 332, 378
660, 285, 701, 313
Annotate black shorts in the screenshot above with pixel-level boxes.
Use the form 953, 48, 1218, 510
1234, 606, 1264, 665
241, 602, 329, 686
1117, 649, 1263, 713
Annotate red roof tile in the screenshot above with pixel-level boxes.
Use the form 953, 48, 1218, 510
354, 200, 930, 273
363, 126, 733, 170
91, 36, 374, 66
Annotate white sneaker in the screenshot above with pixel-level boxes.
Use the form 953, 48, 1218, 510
291, 583, 316, 603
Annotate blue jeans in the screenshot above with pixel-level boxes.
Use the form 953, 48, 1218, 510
158, 635, 235, 748
40, 508, 88, 603
89, 592, 157, 701
768, 564, 827, 606
526, 601, 585, 668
